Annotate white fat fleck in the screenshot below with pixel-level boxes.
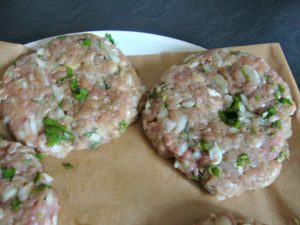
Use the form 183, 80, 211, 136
177, 142, 188, 156
2, 187, 18, 202
163, 119, 177, 133
188, 61, 199, 69
181, 99, 196, 108
18, 182, 33, 201
175, 114, 188, 134
92, 96, 99, 100
208, 88, 221, 97
254, 139, 263, 148
37, 48, 45, 56
42, 173, 54, 185
243, 65, 261, 85
52, 84, 64, 102
56, 108, 65, 119
209, 143, 223, 165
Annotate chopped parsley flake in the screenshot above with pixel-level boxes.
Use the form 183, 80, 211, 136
236, 153, 251, 168
34, 153, 44, 161
261, 106, 276, 119
198, 139, 212, 152
97, 41, 104, 49
278, 97, 292, 105
11, 199, 21, 211
148, 88, 158, 99
105, 33, 116, 45
255, 95, 261, 101
191, 174, 200, 181
278, 84, 285, 93
56, 66, 74, 84
62, 162, 74, 169
218, 94, 241, 128
240, 66, 250, 81
32, 183, 51, 194
70, 77, 88, 101
43, 116, 74, 147
208, 165, 221, 177
264, 74, 271, 81
271, 120, 281, 129
33, 171, 41, 184
2, 167, 16, 180
118, 120, 127, 133
275, 151, 285, 162
82, 38, 92, 47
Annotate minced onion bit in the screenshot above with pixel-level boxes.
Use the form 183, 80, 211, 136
43, 116, 74, 147
1, 167, 16, 180
235, 153, 251, 168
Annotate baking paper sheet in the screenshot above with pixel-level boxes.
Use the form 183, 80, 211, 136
0, 41, 299, 225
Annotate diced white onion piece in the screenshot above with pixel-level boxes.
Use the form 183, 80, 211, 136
188, 61, 199, 69
174, 160, 181, 169
2, 187, 18, 202
239, 117, 251, 124
209, 144, 223, 165
224, 94, 233, 108
157, 108, 168, 119
269, 115, 280, 123
42, 173, 54, 185
29, 73, 35, 81
203, 63, 211, 71
145, 101, 151, 110
177, 142, 188, 156
46, 190, 54, 206
0, 208, 4, 220
163, 119, 177, 133
214, 74, 228, 93
191, 72, 203, 82
29, 115, 37, 135
104, 47, 120, 63
255, 140, 263, 148
18, 182, 33, 201
192, 150, 201, 161
52, 215, 58, 225
37, 48, 45, 56
3, 115, 10, 124
215, 215, 233, 225
212, 53, 223, 67
208, 88, 221, 97
89, 133, 101, 142
22, 80, 28, 89
35, 56, 47, 68
243, 65, 261, 85
175, 114, 188, 134
240, 94, 248, 105
239, 103, 246, 112
181, 99, 196, 108
52, 84, 64, 102
126, 74, 133, 86
57, 108, 65, 119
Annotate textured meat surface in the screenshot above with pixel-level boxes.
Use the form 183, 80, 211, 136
142, 49, 296, 198
0, 34, 144, 158
194, 213, 268, 225
0, 139, 59, 225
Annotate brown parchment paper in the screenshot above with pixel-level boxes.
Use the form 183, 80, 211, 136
0, 41, 299, 225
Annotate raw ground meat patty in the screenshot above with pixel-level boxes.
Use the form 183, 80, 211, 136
142, 49, 296, 198
0, 139, 59, 225
194, 213, 267, 225
0, 33, 144, 158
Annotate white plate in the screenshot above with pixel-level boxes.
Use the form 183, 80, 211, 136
25, 30, 204, 55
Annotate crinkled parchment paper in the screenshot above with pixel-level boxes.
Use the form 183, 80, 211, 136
0, 41, 299, 225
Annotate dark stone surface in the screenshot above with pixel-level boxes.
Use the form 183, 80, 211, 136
0, 0, 299, 87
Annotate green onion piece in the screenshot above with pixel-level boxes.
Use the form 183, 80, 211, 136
240, 66, 250, 81
261, 106, 276, 119
43, 116, 74, 147
103, 79, 110, 90
275, 151, 285, 162
191, 174, 200, 181
197, 139, 212, 152
293, 218, 300, 225
255, 95, 261, 101
62, 162, 74, 169
70, 77, 88, 101
82, 38, 92, 47
148, 88, 158, 99
118, 120, 127, 133
2, 167, 16, 180
236, 153, 251, 168
32, 183, 51, 194
208, 165, 221, 177
105, 33, 116, 45
218, 94, 241, 128
97, 41, 104, 49
271, 120, 281, 129
56, 66, 74, 84
66, 66, 73, 77
278, 97, 292, 105
11, 199, 21, 211
34, 153, 44, 161
278, 84, 285, 93
264, 74, 271, 81
33, 171, 41, 184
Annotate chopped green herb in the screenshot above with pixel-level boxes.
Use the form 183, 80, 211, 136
218, 94, 241, 128
62, 162, 74, 169
66, 66, 73, 77
11, 198, 21, 211
43, 116, 74, 147
191, 174, 200, 181
278, 97, 292, 105
255, 95, 261, 101
198, 139, 212, 152
97, 41, 104, 49
236, 153, 251, 168
275, 151, 285, 162
148, 88, 158, 99
162, 95, 168, 108
82, 38, 92, 47
278, 84, 285, 93
84, 128, 97, 137
90, 141, 100, 149
250, 127, 256, 134
118, 120, 127, 133
271, 146, 276, 152
70, 77, 88, 101
293, 218, 300, 225
264, 74, 271, 81
271, 120, 281, 129
240, 66, 250, 81
57, 35, 67, 40
32, 183, 50, 194
208, 165, 221, 177
2, 167, 16, 180
33, 171, 41, 184
56, 66, 73, 84
34, 153, 44, 161
105, 33, 116, 45
261, 106, 276, 119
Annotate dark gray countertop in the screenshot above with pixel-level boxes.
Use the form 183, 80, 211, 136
0, 0, 299, 87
